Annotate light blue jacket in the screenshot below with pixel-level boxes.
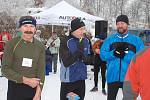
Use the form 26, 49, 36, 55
100, 32, 144, 83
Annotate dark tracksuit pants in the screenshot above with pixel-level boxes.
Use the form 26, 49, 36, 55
45, 50, 52, 75
60, 80, 85, 100
7, 80, 36, 100
51, 54, 58, 73
107, 82, 123, 100
94, 54, 106, 89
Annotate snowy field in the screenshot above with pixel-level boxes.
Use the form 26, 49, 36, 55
0, 64, 127, 100
0, 65, 142, 100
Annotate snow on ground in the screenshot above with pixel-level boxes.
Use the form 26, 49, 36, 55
0, 64, 127, 100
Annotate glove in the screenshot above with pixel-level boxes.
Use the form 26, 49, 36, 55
78, 41, 84, 52
83, 55, 94, 65
73, 51, 84, 61
113, 48, 125, 59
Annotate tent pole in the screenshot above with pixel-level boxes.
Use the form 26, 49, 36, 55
52, 25, 54, 33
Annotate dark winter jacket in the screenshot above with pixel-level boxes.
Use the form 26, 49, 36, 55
59, 35, 93, 82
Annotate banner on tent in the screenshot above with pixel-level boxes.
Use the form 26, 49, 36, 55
59, 16, 86, 21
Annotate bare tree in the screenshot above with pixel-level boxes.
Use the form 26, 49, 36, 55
34, 0, 44, 7
79, 0, 95, 14
1, 0, 149, 29
141, 0, 150, 28
126, 0, 143, 27
0, 0, 35, 34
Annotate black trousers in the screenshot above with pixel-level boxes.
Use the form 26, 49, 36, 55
107, 82, 123, 100
51, 54, 58, 72
60, 80, 85, 100
7, 80, 36, 100
94, 54, 106, 89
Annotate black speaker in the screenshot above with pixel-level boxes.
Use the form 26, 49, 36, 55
95, 20, 108, 40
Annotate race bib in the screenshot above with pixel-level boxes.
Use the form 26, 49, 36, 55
22, 58, 32, 67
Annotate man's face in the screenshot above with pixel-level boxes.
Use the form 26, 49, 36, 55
52, 33, 57, 39
20, 24, 36, 41
72, 26, 86, 38
36, 32, 41, 36
116, 22, 128, 34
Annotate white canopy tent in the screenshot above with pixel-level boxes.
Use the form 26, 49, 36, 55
32, 1, 103, 26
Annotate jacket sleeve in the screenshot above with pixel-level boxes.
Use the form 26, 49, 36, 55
83, 40, 94, 65
54, 37, 60, 48
46, 38, 51, 47
2, 41, 23, 83
100, 37, 116, 61
124, 51, 135, 64
37, 45, 45, 90
124, 37, 144, 64
59, 38, 78, 67
136, 37, 144, 52
123, 57, 140, 100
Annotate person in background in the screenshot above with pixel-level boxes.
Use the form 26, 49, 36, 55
46, 32, 60, 74
2, 16, 45, 100
45, 47, 52, 75
90, 39, 107, 95
59, 18, 94, 100
34, 30, 42, 42
0, 29, 11, 52
0, 29, 12, 77
100, 14, 144, 100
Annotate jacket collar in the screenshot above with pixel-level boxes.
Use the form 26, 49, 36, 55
116, 31, 129, 39
69, 34, 80, 41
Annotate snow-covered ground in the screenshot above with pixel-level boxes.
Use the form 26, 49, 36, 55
0, 64, 126, 100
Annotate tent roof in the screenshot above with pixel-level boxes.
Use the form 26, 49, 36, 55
32, 1, 103, 25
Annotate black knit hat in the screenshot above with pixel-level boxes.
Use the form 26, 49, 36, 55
70, 18, 85, 33
116, 15, 129, 25
19, 16, 36, 27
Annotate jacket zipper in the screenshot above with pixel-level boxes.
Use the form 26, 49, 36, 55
119, 35, 123, 82
64, 68, 67, 79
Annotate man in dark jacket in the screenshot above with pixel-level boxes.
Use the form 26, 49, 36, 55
59, 18, 93, 100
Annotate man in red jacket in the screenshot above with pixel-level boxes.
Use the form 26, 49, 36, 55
0, 30, 11, 59
123, 47, 150, 100
0, 30, 11, 77
0, 30, 11, 51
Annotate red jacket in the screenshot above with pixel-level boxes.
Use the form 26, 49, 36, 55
124, 47, 150, 100
0, 32, 11, 59
92, 40, 103, 54
0, 32, 11, 51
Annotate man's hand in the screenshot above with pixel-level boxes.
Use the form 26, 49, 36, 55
23, 77, 40, 88
33, 95, 41, 100
113, 48, 125, 59
0, 52, 4, 55
95, 48, 100, 54
33, 85, 41, 100
73, 51, 84, 61
50, 43, 55, 47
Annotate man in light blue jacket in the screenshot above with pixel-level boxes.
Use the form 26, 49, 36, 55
100, 15, 144, 100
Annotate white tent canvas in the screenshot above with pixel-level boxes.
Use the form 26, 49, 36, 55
32, 1, 103, 26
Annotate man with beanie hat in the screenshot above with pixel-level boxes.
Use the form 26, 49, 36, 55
2, 16, 45, 100
116, 14, 129, 25
70, 18, 85, 33
59, 18, 94, 100
100, 14, 144, 100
